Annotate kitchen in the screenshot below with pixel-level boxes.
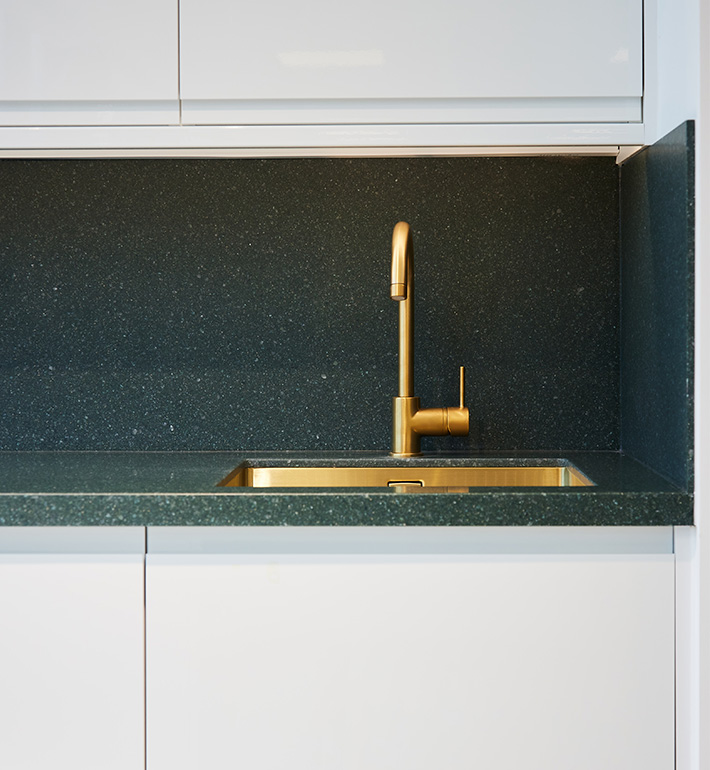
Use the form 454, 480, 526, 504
0, 1, 706, 768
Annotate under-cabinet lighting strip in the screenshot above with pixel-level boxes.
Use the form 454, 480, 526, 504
0, 145, 637, 160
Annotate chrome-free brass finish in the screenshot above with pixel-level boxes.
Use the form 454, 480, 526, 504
219, 465, 594, 489
390, 221, 414, 397
390, 222, 469, 456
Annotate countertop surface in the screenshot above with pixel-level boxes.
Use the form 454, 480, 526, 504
0, 451, 692, 527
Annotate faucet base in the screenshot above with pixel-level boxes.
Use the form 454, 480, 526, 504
391, 397, 422, 456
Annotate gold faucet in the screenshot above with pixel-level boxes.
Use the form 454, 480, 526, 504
390, 221, 469, 456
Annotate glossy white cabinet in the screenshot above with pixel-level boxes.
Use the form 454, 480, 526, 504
0, 0, 644, 147
180, 0, 641, 126
0, 528, 145, 770
0, 0, 178, 125
146, 527, 674, 770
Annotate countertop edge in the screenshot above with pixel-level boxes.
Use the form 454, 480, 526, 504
0, 489, 693, 527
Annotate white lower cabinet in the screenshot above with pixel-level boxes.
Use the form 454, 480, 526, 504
146, 527, 675, 770
0, 528, 145, 770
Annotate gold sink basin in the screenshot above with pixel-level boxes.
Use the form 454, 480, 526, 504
219, 464, 594, 490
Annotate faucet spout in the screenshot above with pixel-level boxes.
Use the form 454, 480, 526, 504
389, 221, 469, 456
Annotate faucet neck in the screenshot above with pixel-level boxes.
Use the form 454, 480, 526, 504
390, 221, 414, 398
398, 287, 414, 397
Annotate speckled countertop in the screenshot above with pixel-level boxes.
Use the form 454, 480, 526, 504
0, 451, 692, 527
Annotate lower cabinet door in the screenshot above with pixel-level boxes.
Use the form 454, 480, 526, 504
146, 527, 675, 770
0, 528, 145, 770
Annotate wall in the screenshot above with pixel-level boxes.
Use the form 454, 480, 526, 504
620, 121, 695, 491
0, 157, 620, 452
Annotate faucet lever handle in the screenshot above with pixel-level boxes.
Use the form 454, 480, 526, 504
459, 366, 465, 409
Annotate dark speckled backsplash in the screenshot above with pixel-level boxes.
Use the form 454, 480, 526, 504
1, 155, 622, 451
620, 123, 695, 491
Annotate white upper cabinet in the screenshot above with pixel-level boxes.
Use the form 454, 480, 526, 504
0, 0, 178, 125
0, 0, 644, 147
180, 0, 642, 126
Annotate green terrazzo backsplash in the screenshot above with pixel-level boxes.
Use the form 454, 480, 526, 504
620, 122, 695, 491
1, 155, 622, 451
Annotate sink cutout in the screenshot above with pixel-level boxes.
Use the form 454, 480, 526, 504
218, 464, 594, 489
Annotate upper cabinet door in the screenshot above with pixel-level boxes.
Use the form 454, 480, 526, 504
0, 0, 178, 125
180, 0, 642, 125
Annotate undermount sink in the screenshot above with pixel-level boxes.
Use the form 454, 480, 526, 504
218, 464, 594, 490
